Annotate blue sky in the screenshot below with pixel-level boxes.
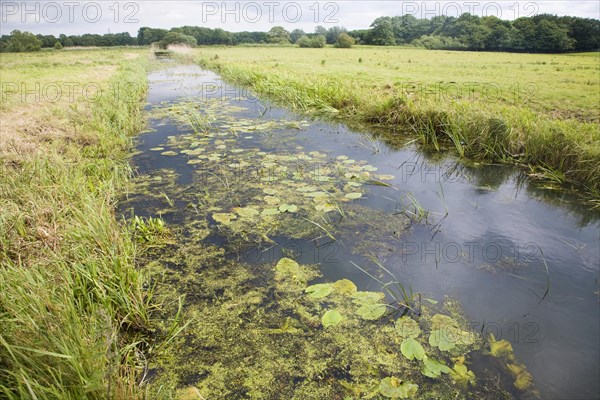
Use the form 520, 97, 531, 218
1, 1, 599, 36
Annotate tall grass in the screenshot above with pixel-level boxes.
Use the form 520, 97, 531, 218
199, 56, 600, 197
0, 57, 153, 399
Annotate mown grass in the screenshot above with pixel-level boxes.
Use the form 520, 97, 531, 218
0, 49, 156, 399
194, 46, 600, 197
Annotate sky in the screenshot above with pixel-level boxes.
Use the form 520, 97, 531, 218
1, 1, 599, 36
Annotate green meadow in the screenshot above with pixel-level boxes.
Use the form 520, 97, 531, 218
195, 46, 600, 196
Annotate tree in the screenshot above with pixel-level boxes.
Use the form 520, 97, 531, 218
137, 27, 168, 45
347, 29, 370, 44
267, 26, 291, 44
370, 17, 396, 46
326, 26, 347, 44
334, 32, 355, 48
54, 41, 63, 50
534, 18, 574, 52
315, 26, 328, 37
290, 29, 306, 44
6, 30, 42, 52
159, 32, 197, 48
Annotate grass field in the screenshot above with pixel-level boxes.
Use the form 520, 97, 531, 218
194, 46, 600, 196
0, 48, 157, 399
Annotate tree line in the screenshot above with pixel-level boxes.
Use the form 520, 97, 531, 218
1, 13, 598, 53
352, 13, 599, 52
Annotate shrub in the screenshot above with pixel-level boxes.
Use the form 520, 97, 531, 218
54, 41, 63, 50
159, 32, 197, 49
334, 32, 355, 48
297, 34, 326, 48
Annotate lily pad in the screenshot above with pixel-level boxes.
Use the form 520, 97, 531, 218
421, 357, 452, 378
315, 203, 337, 213
305, 283, 333, 299
378, 377, 418, 398
332, 279, 358, 295
356, 304, 387, 320
279, 204, 298, 213
275, 258, 301, 280
261, 208, 281, 216
150, 147, 165, 151
235, 207, 260, 219
344, 192, 363, 200
161, 151, 178, 156
395, 317, 421, 339
429, 329, 456, 352
322, 310, 343, 328
400, 338, 426, 361
351, 291, 385, 305
263, 196, 281, 205
431, 314, 460, 330
212, 212, 236, 225
263, 188, 277, 195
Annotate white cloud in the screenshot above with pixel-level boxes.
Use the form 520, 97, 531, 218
1, 1, 598, 36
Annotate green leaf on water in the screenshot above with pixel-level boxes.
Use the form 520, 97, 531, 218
431, 314, 460, 330
279, 204, 298, 213
507, 363, 533, 391
212, 213, 236, 225
351, 291, 385, 306
305, 283, 333, 299
421, 357, 452, 378
234, 207, 260, 219
450, 362, 476, 387
395, 316, 421, 339
332, 279, 357, 295
150, 147, 164, 151
356, 304, 387, 320
486, 333, 514, 358
261, 208, 280, 216
263, 188, 277, 195
362, 165, 378, 172
401, 338, 426, 360
161, 151, 178, 156
322, 310, 343, 328
315, 203, 337, 213
263, 196, 281, 205
429, 329, 456, 352
275, 258, 299, 278
378, 377, 418, 398
344, 192, 363, 200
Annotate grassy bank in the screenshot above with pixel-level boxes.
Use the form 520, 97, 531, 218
0, 49, 154, 399
194, 46, 600, 197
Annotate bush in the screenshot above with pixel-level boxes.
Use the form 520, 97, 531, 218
412, 35, 467, 50
334, 32, 355, 48
297, 35, 326, 48
6, 30, 42, 52
54, 41, 63, 50
159, 32, 197, 49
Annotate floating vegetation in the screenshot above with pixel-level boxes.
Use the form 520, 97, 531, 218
124, 83, 538, 399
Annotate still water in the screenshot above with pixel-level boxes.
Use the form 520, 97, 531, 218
124, 63, 599, 399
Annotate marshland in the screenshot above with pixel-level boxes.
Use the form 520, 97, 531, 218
1, 8, 599, 400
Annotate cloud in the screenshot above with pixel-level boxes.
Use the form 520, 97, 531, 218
1, 1, 598, 36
